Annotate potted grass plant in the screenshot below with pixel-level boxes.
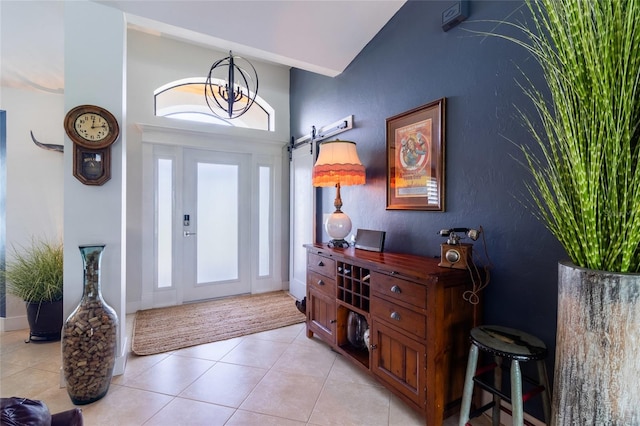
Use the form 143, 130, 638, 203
493, 0, 640, 423
3, 239, 64, 342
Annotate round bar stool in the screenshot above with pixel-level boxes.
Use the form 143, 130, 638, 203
458, 325, 551, 426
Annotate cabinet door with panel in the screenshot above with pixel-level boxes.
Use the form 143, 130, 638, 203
370, 319, 426, 408
307, 287, 336, 343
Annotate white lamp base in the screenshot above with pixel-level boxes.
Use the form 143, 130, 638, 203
325, 211, 352, 248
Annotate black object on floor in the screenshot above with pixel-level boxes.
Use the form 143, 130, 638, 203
295, 297, 306, 314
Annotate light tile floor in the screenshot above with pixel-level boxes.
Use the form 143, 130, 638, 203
1, 317, 491, 426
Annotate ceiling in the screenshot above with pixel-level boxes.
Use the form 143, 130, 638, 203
0, 0, 406, 94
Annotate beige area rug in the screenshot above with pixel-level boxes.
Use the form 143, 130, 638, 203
131, 291, 305, 355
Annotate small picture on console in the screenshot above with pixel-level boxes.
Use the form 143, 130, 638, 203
354, 229, 386, 252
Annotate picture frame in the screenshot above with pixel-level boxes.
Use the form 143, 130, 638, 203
386, 98, 446, 211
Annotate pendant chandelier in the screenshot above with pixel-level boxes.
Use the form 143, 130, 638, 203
205, 51, 259, 119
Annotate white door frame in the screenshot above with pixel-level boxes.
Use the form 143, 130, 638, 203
139, 124, 286, 309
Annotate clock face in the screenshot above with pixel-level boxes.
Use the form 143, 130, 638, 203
74, 112, 110, 143
64, 105, 120, 149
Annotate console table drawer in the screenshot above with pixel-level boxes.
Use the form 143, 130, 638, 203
371, 297, 426, 340
371, 272, 427, 309
308, 253, 336, 278
307, 270, 336, 297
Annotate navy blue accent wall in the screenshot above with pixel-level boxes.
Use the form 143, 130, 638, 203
291, 1, 564, 418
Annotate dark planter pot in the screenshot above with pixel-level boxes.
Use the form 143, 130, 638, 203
553, 261, 640, 425
25, 300, 63, 342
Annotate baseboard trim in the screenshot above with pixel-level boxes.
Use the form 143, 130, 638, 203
0, 314, 29, 332
113, 337, 128, 376
126, 301, 141, 314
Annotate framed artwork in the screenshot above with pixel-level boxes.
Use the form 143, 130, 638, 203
386, 98, 446, 211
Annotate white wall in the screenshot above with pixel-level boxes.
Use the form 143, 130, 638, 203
0, 88, 64, 331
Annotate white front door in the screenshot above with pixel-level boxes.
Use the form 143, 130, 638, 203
182, 148, 251, 302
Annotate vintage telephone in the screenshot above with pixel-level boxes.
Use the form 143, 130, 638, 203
437, 227, 481, 270
437, 226, 492, 305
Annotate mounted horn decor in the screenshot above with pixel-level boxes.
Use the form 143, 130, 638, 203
30, 131, 64, 152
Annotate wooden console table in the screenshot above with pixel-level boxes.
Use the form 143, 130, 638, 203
304, 243, 479, 426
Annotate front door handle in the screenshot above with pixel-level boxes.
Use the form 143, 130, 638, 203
184, 231, 197, 237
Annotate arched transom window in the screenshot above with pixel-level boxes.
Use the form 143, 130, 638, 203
154, 77, 274, 131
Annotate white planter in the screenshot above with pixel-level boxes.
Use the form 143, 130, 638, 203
553, 261, 640, 425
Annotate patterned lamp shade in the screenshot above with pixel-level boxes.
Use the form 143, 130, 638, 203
312, 140, 366, 247
312, 140, 365, 187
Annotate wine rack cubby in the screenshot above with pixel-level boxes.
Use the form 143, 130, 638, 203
337, 261, 370, 312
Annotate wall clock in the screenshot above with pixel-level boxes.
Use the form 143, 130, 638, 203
65, 105, 119, 186
73, 145, 111, 186
64, 104, 120, 150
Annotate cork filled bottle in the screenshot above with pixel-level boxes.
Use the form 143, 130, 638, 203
62, 244, 118, 405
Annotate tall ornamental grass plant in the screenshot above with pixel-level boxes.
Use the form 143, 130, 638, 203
504, 0, 640, 272
4, 240, 64, 303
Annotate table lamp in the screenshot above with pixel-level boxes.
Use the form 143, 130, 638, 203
312, 140, 366, 247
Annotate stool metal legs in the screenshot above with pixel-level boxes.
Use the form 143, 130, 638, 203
459, 345, 479, 426
510, 360, 523, 426
462, 326, 551, 426
459, 348, 545, 426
